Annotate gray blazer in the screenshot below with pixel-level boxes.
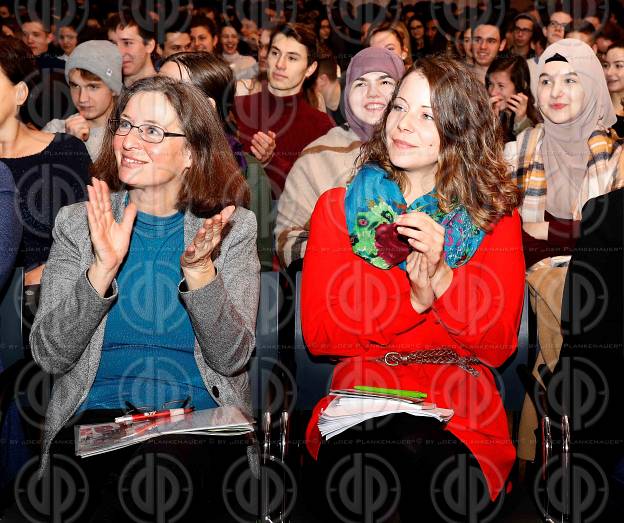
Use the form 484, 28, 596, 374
30, 190, 261, 476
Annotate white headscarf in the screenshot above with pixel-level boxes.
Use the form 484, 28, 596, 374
537, 39, 617, 218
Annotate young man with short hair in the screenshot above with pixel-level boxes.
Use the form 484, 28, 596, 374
21, 15, 65, 69
313, 54, 344, 125
472, 22, 506, 83
21, 15, 53, 56
115, 10, 156, 85
43, 41, 122, 161
528, 10, 574, 97
566, 20, 599, 53
189, 15, 218, 53
234, 23, 335, 194
510, 14, 535, 58
160, 17, 192, 59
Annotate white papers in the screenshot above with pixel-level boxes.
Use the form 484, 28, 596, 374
75, 406, 254, 458
318, 395, 454, 440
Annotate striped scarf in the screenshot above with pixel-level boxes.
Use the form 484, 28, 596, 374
514, 124, 624, 221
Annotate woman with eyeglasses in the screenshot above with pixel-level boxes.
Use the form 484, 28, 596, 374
407, 14, 430, 60
29, 76, 260, 521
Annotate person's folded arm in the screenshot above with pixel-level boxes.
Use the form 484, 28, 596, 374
431, 211, 526, 367
179, 209, 260, 377
30, 205, 117, 375
302, 189, 428, 357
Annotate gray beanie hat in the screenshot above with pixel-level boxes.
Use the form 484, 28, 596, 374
65, 40, 123, 95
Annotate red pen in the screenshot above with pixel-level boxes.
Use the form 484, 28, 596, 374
115, 407, 195, 424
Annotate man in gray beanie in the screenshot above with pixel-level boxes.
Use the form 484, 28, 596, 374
43, 40, 122, 161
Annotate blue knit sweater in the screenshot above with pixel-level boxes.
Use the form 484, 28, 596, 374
79, 210, 216, 412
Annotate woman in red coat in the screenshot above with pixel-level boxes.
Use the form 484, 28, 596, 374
302, 55, 524, 521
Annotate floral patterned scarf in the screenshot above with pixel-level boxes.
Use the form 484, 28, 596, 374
345, 164, 485, 270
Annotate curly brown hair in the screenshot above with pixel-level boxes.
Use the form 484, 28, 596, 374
357, 55, 521, 231
93, 76, 249, 216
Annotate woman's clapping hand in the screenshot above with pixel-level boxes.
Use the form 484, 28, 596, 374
180, 205, 235, 290
396, 212, 453, 312
86, 178, 137, 296
395, 212, 445, 277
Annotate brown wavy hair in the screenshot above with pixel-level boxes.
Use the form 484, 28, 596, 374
93, 76, 249, 216
357, 55, 521, 231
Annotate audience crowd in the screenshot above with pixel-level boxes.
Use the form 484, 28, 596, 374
1, 1, 624, 521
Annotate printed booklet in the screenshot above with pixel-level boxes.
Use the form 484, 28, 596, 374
75, 406, 254, 457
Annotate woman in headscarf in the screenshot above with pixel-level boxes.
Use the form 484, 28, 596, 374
505, 38, 623, 268
275, 47, 405, 271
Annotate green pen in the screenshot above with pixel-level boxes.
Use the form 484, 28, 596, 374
354, 385, 428, 399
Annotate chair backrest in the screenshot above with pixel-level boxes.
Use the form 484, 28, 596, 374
0, 267, 24, 371
292, 271, 531, 413
293, 271, 335, 410
249, 271, 281, 415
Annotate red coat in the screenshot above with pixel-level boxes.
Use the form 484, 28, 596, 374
301, 188, 525, 502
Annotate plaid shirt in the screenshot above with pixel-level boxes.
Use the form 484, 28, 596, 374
506, 124, 624, 222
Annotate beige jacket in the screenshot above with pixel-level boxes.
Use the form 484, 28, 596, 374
275, 125, 361, 268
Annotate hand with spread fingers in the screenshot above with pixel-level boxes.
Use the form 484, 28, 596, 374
181, 205, 236, 289
250, 130, 276, 165
506, 92, 529, 122
86, 178, 137, 296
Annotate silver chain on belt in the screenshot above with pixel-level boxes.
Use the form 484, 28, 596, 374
378, 349, 482, 377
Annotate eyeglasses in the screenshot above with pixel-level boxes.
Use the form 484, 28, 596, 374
548, 21, 569, 30
109, 117, 186, 144
514, 26, 533, 34
123, 397, 192, 415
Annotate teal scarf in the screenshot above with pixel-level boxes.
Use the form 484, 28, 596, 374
345, 164, 485, 270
